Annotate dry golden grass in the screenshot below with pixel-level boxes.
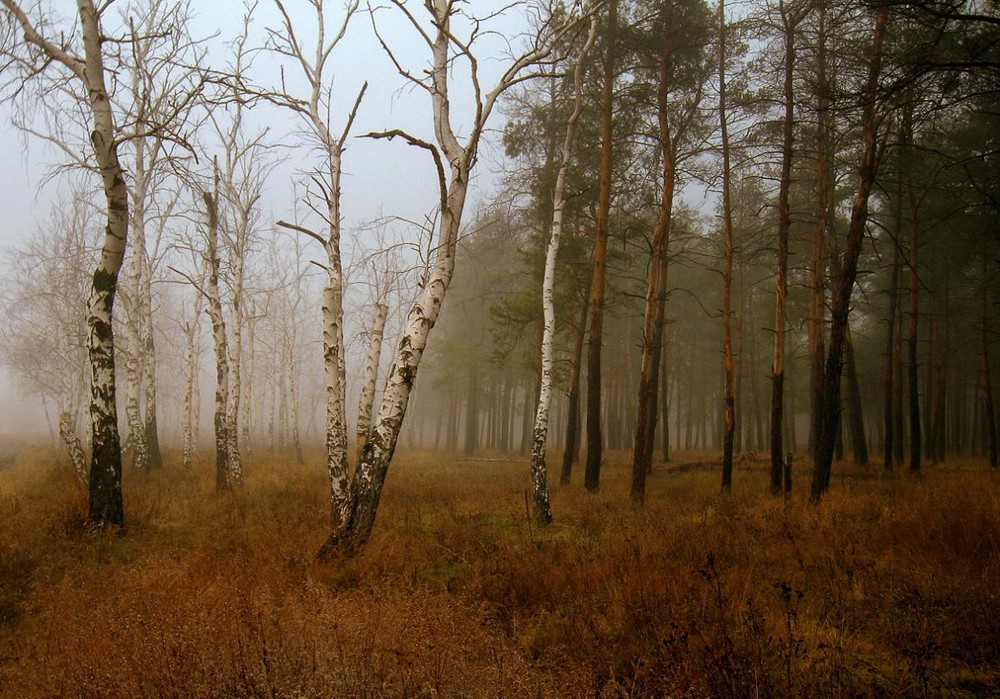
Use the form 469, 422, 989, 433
0, 443, 997, 698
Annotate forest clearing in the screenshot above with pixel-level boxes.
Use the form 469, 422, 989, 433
0, 443, 997, 698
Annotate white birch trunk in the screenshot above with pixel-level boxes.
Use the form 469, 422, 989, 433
59, 410, 88, 488
202, 187, 231, 491
182, 319, 196, 468
290, 353, 303, 464
78, 0, 129, 526
122, 313, 146, 468
356, 301, 388, 464
182, 293, 203, 468
243, 316, 256, 456
530, 17, 597, 524
127, 137, 153, 472
227, 251, 245, 485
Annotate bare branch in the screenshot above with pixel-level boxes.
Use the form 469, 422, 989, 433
276, 218, 327, 247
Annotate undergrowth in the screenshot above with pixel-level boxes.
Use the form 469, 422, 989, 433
0, 444, 996, 697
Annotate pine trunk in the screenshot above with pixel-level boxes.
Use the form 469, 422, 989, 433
719, 0, 736, 491
770, 0, 799, 494
982, 280, 998, 468
632, 3, 674, 503
844, 326, 869, 465
811, 5, 887, 501
585, 0, 617, 493
560, 295, 589, 485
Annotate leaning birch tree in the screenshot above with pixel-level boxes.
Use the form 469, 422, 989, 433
529, 15, 598, 524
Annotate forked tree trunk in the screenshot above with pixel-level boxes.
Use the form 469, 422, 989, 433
318, 0, 587, 554
530, 16, 596, 522
811, 4, 887, 501
585, 0, 617, 493
631, 4, 675, 504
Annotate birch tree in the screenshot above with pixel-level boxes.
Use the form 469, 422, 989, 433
311, 0, 594, 554
265, 0, 366, 532
1, 192, 97, 485
116, 0, 203, 473
530, 15, 597, 524
2, 0, 206, 524
200, 172, 234, 491
1, 0, 132, 525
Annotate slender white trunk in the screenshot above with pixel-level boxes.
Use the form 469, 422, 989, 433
59, 410, 88, 488
202, 187, 231, 491
182, 294, 203, 468
290, 354, 303, 464
356, 301, 388, 463
530, 17, 597, 524
227, 251, 245, 485
243, 316, 256, 456
123, 315, 146, 468
182, 320, 196, 468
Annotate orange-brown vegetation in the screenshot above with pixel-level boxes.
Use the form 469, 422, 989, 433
0, 444, 997, 697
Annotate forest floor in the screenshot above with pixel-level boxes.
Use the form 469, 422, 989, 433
0, 442, 997, 698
